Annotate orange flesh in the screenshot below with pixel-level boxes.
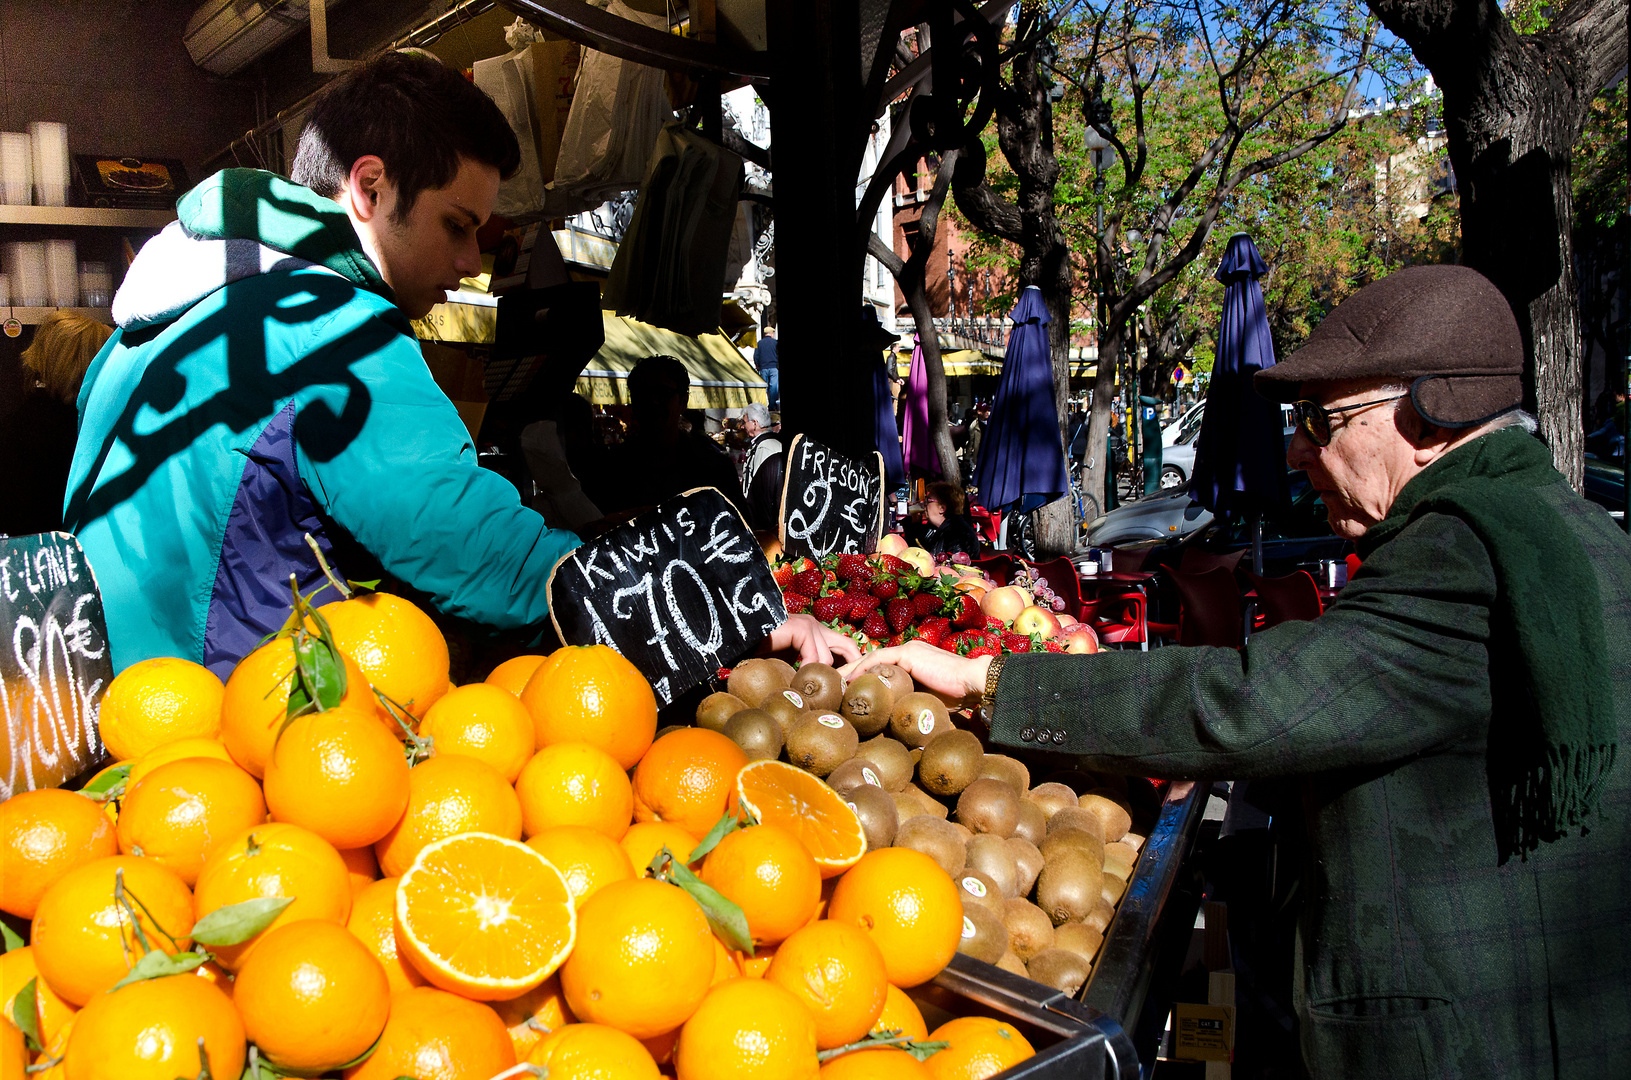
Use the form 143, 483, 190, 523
737, 761, 867, 874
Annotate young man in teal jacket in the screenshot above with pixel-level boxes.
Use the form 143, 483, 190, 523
64, 52, 583, 676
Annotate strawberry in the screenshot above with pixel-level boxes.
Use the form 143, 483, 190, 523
846, 564, 878, 588
822, 570, 838, 587
789, 566, 824, 597
1043, 639, 1068, 653
773, 563, 798, 588
887, 631, 909, 647
985, 616, 1007, 632
966, 644, 1001, 659
950, 596, 983, 629
862, 612, 890, 639
1002, 633, 1032, 653
871, 554, 910, 575
814, 594, 850, 623
915, 617, 951, 649
848, 593, 881, 620
946, 629, 982, 655
912, 593, 943, 619
781, 591, 811, 615
871, 577, 900, 600
835, 553, 869, 580
886, 597, 915, 633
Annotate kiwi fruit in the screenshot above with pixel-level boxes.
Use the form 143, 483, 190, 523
1004, 837, 1045, 896
870, 663, 915, 703
1038, 828, 1106, 874
857, 736, 914, 791
727, 658, 790, 708
1027, 948, 1092, 996
1026, 782, 1079, 819
918, 729, 984, 796
947, 821, 974, 844
1053, 922, 1105, 964
844, 784, 898, 850
1047, 806, 1106, 845
995, 950, 1028, 977
964, 833, 1019, 898
955, 869, 1004, 914
1012, 801, 1047, 846
723, 710, 784, 762
826, 757, 885, 794
1123, 831, 1146, 851
894, 816, 966, 877
1103, 841, 1139, 881
695, 692, 748, 733
784, 712, 858, 776
1079, 791, 1133, 843
1000, 897, 1055, 962
909, 747, 924, 769
903, 782, 948, 820
789, 663, 844, 712
977, 754, 1030, 797
955, 778, 1020, 837
762, 688, 809, 732
891, 790, 924, 822
1101, 872, 1128, 907
764, 657, 798, 684
653, 724, 688, 742
839, 674, 895, 738
1035, 848, 1103, 925
956, 902, 1010, 964
1083, 899, 1116, 936
887, 693, 952, 749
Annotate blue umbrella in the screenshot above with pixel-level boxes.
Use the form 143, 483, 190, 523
1191, 233, 1290, 569
975, 286, 1067, 514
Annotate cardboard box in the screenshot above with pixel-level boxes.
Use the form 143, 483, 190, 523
1173, 1003, 1234, 1062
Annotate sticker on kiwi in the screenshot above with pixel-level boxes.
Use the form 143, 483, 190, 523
961, 915, 977, 939
861, 767, 881, 787
783, 689, 805, 708
817, 713, 845, 729
917, 710, 936, 735
961, 875, 987, 898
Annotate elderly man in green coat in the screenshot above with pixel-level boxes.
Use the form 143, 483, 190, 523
843, 265, 1629, 1079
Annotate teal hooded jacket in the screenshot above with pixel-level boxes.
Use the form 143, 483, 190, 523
65, 169, 581, 675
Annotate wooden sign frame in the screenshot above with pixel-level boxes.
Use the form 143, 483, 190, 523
777, 434, 886, 561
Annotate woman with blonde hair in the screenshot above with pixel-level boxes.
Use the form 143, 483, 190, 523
1, 311, 113, 535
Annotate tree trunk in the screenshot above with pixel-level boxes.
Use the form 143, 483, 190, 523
1081, 324, 1124, 526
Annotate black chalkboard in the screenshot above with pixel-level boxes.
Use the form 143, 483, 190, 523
2, 533, 113, 799
778, 435, 885, 561
547, 488, 787, 707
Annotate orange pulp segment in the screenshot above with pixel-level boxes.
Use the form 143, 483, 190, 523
734, 760, 867, 878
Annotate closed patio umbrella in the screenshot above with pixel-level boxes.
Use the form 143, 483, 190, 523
901, 335, 942, 478
974, 286, 1067, 514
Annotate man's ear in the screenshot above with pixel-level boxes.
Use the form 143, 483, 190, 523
344, 156, 389, 222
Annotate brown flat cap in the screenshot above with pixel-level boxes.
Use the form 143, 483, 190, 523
1256, 264, 1524, 427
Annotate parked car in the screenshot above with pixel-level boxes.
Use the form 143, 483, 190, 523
1152, 402, 1295, 491
1162, 400, 1207, 447
1585, 453, 1626, 529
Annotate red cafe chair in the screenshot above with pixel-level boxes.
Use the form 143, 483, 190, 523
1245, 570, 1323, 630
1169, 566, 1244, 648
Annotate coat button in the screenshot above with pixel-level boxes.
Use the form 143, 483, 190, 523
1019, 726, 1036, 742
1051, 730, 1067, 745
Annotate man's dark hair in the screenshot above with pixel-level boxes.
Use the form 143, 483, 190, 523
291, 50, 521, 221
628, 355, 691, 401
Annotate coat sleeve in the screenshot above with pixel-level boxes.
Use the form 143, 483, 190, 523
294, 306, 581, 631
988, 513, 1497, 778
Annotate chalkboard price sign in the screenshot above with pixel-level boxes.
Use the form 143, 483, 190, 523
2, 533, 113, 800
547, 488, 787, 707
778, 435, 885, 561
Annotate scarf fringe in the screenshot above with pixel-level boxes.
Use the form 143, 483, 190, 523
1494, 742, 1619, 865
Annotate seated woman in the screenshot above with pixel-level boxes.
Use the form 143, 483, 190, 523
906, 481, 981, 558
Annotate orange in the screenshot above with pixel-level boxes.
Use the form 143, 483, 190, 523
220, 637, 378, 777
527, 1022, 661, 1078
710, 936, 737, 985
734, 941, 778, 978
82, 762, 128, 827
193, 822, 351, 969
234, 919, 391, 1071
30, 855, 194, 1006
673, 977, 819, 1080
29, 1019, 71, 1080
828, 848, 962, 988
373, 757, 522, 877
339, 844, 380, 894
62, 973, 243, 1080
618, 821, 703, 877
517, 742, 634, 841
396, 832, 577, 1001
96, 656, 224, 762
1, 1021, 23, 1080
419, 684, 536, 781
520, 645, 656, 769
820, 1047, 933, 1079
526, 826, 636, 910
0, 788, 117, 918
639, 1026, 680, 1066
342, 986, 515, 1080
736, 761, 867, 878
631, 729, 747, 839
561, 879, 715, 1039
0, 947, 76, 1048
700, 825, 821, 946
765, 920, 890, 1049
485, 654, 547, 696
263, 705, 410, 849
345, 878, 426, 993
115, 757, 267, 886
191, 960, 234, 1000
318, 594, 450, 719
923, 1016, 1036, 1080
125, 736, 232, 789
493, 974, 575, 1060
872, 983, 929, 1040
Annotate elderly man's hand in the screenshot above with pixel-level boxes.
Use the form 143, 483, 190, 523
839, 641, 992, 710
766, 614, 862, 667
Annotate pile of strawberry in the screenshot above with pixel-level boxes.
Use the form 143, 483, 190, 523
773, 552, 1068, 657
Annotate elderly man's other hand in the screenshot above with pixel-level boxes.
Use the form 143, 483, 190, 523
766, 614, 862, 667
840, 641, 993, 710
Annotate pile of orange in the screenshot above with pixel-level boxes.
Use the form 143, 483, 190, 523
0, 594, 1035, 1080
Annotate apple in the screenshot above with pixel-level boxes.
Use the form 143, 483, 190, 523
980, 585, 1030, 623
1013, 605, 1062, 639
900, 547, 936, 577
1061, 624, 1100, 654
1056, 615, 1080, 630
876, 534, 909, 557
760, 536, 783, 561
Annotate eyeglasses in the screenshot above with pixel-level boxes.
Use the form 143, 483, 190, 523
1290, 393, 1410, 447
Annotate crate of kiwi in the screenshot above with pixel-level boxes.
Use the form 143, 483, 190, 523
694, 655, 1162, 1007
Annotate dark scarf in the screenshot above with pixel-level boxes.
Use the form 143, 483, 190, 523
1360, 426, 1617, 864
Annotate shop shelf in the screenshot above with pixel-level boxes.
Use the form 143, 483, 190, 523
3, 306, 113, 325
0, 205, 174, 229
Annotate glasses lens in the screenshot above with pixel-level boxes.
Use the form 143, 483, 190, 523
1294, 401, 1331, 446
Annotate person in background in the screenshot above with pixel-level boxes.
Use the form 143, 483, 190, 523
739, 401, 783, 532
962, 400, 989, 485
0, 312, 113, 536
905, 480, 980, 557
753, 323, 779, 410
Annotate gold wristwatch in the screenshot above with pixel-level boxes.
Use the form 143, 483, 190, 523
979, 654, 1007, 714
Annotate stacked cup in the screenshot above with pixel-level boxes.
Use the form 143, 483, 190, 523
4, 242, 50, 307
45, 239, 77, 307
29, 122, 69, 207
0, 131, 31, 205
79, 261, 113, 307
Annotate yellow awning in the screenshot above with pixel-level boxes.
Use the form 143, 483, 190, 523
577, 313, 768, 409
893, 349, 998, 377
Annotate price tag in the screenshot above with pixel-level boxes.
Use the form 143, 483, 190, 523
778, 435, 884, 561
2, 533, 113, 798
546, 488, 786, 707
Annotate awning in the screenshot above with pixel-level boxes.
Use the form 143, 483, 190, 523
894, 349, 998, 377
578, 312, 768, 409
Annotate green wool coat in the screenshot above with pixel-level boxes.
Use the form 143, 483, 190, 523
990, 467, 1631, 1079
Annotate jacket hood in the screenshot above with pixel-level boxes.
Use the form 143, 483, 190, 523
111, 169, 392, 329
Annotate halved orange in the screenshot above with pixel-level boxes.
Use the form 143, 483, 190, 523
735, 760, 867, 878
396, 832, 576, 1001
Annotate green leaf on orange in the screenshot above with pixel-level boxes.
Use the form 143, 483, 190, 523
8, 977, 41, 1051
109, 950, 208, 991
658, 848, 754, 954
191, 896, 294, 947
